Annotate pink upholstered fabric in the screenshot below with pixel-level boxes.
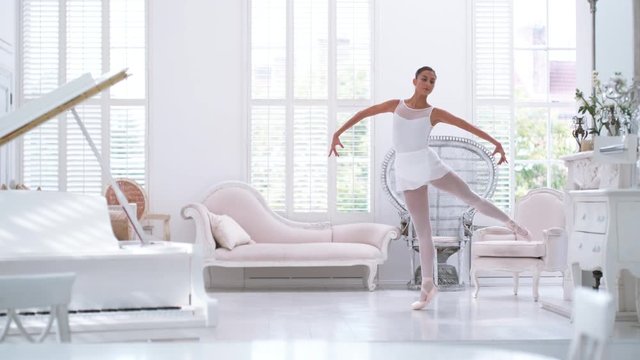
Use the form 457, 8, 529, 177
472, 226, 517, 242
472, 256, 542, 269
473, 240, 545, 258
213, 242, 382, 262
515, 191, 565, 242
470, 188, 567, 300
203, 187, 331, 244
331, 223, 396, 249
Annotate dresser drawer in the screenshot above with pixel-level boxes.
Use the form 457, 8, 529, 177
573, 201, 608, 234
569, 231, 606, 269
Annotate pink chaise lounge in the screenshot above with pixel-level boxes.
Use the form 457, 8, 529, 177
181, 181, 399, 290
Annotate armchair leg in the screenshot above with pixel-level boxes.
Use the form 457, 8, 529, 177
533, 271, 540, 302
513, 273, 519, 296
562, 270, 572, 301
471, 268, 479, 298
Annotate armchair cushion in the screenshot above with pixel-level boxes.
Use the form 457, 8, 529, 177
472, 226, 517, 242
473, 240, 545, 258
208, 212, 254, 250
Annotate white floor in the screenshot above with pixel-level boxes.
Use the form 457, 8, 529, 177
2, 284, 640, 359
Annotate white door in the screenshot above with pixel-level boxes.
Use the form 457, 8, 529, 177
0, 69, 10, 115
0, 67, 15, 186
0, 0, 16, 186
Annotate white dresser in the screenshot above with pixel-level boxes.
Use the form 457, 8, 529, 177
540, 147, 640, 320
567, 189, 640, 318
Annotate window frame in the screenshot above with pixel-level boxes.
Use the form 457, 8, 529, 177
511, 0, 577, 199
472, 0, 577, 209
245, 0, 375, 223
15, 0, 149, 193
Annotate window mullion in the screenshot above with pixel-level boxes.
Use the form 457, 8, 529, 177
249, 0, 372, 220
285, 0, 294, 218
327, 0, 337, 220
102, 0, 111, 189
545, 0, 552, 188
59, 0, 68, 191
20, 0, 146, 193
507, 0, 515, 210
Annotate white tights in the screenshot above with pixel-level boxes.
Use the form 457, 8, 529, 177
404, 171, 516, 283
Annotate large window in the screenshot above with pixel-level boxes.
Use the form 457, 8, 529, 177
249, 0, 373, 221
19, 0, 147, 193
473, 0, 576, 210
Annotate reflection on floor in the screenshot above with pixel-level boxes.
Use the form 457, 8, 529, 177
2, 285, 639, 359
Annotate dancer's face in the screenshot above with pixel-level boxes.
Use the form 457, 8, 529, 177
413, 70, 437, 96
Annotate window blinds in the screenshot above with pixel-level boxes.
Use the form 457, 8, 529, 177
20, 0, 146, 192
250, 0, 372, 219
473, 0, 513, 211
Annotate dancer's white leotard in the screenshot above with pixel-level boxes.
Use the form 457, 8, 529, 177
392, 99, 451, 191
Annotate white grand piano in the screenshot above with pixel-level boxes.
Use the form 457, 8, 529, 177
0, 69, 217, 328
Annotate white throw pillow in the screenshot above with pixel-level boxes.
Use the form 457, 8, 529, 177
208, 212, 253, 250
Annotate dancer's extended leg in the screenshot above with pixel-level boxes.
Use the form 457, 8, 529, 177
430, 171, 530, 238
404, 185, 438, 310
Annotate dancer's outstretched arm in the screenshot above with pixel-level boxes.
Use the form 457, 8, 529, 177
328, 99, 398, 157
431, 108, 508, 165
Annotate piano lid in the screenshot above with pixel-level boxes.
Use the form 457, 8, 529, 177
0, 68, 150, 245
0, 68, 129, 147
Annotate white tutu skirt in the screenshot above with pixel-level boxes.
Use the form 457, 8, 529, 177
394, 148, 451, 191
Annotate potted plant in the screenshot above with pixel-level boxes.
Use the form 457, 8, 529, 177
574, 71, 640, 151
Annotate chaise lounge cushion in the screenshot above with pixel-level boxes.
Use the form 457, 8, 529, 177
203, 186, 332, 244
214, 242, 382, 263
208, 212, 253, 250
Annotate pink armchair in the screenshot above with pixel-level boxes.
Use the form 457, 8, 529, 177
470, 188, 568, 301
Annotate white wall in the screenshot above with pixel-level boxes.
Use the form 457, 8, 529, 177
147, 0, 471, 285
595, 0, 634, 80
148, 0, 246, 237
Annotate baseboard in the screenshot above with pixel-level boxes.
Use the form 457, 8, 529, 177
244, 277, 366, 289
208, 276, 370, 291
204, 262, 567, 290
206, 275, 565, 291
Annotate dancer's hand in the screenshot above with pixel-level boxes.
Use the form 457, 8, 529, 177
492, 143, 508, 165
328, 133, 344, 157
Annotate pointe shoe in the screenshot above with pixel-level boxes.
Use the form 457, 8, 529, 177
507, 220, 531, 240
411, 284, 438, 310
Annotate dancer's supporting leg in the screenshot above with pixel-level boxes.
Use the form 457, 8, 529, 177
430, 171, 530, 238
404, 185, 438, 310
